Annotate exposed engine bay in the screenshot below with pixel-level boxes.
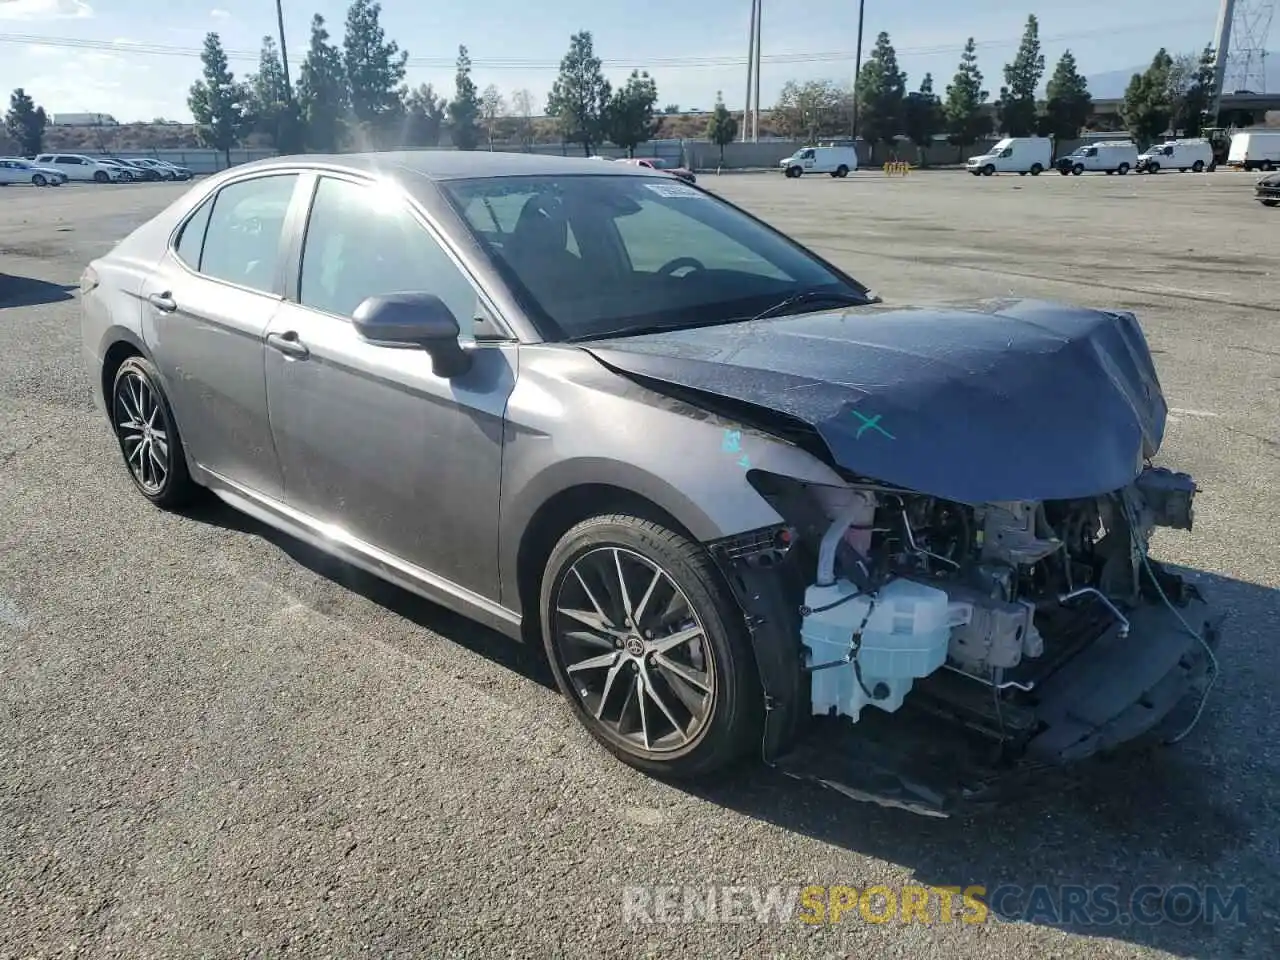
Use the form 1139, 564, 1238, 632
716, 466, 1222, 815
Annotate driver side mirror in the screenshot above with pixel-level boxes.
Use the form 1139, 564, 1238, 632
352, 292, 472, 378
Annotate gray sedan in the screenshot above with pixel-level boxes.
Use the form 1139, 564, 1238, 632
81, 151, 1221, 814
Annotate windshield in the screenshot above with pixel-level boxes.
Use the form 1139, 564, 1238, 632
442, 174, 869, 341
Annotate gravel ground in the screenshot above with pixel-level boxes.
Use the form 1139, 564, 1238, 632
0, 171, 1277, 959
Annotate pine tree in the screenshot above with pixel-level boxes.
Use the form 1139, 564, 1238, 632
997, 14, 1045, 136
546, 31, 612, 156
1041, 50, 1092, 141
1123, 49, 1174, 146
944, 38, 992, 147
856, 32, 907, 152
705, 92, 739, 163
297, 14, 348, 151
448, 45, 482, 151
904, 74, 942, 163
5, 88, 48, 156
605, 70, 660, 157
188, 32, 248, 168
342, 0, 407, 143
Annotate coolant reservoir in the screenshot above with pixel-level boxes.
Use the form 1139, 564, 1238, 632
801, 577, 951, 721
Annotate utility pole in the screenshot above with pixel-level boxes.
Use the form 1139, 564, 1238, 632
276, 0, 294, 103
752, 0, 762, 141
1211, 0, 1236, 121
743, 0, 758, 141
851, 0, 866, 140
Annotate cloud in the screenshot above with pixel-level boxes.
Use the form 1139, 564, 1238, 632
209, 7, 229, 18
0, 0, 93, 20
0, 44, 177, 122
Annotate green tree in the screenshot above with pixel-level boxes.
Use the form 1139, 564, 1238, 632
480, 84, 505, 149
297, 14, 348, 151
188, 32, 248, 168
996, 14, 1044, 136
856, 32, 907, 152
546, 31, 612, 156
1122, 48, 1174, 146
448, 45, 482, 151
705, 91, 739, 163
663, 103, 681, 115
1040, 50, 1092, 142
944, 38, 992, 147
342, 0, 407, 143
605, 69, 659, 156
903, 73, 942, 164
510, 88, 536, 149
5, 88, 47, 156
404, 83, 445, 146
1171, 45, 1217, 135
245, 36, 303, 152
772, 79, 844, 140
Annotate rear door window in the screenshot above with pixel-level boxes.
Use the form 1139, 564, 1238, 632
197, 174, 299, 294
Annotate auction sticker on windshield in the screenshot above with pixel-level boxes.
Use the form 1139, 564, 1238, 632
645, 182, 703, 199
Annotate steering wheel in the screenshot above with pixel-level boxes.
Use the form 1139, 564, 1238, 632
656, 256, 707, 278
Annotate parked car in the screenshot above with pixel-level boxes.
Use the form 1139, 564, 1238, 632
108, 158, 164, 181
32, 153, 124, 182
1135, 139, 1213, 173
129, 158, 193, 181
966, 137, 1052, 176
1055, 140, 1139, 176
0, 157, 66, 186
778, 145, 858, 178
617, 157, 696, 183
80, 152, 1221, 815
1256, 170, 1280, 206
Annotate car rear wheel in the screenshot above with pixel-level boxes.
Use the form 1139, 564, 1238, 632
835, 164, 849, 178
110, 356, 200, 509
93, 170, 109, 183
540, 514, 763, 779
1117, 163, 1130, 175
1192, 160, 1205, 172
31, 174, 46, 186
1262, 160, 1276, 172
1030, 163, 1043, 176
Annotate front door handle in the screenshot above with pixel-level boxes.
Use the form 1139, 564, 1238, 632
266, 330, 310, 360
147, 291, 177, 313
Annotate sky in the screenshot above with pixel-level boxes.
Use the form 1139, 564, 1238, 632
0, 0, 1245, 123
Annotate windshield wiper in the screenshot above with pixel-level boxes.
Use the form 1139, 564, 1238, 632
748, 289, 875, 322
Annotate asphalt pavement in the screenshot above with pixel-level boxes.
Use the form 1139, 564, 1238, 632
1, 171, 1277, 959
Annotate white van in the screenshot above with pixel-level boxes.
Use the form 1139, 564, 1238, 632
1055, 140, 1139, 176
779, 145, 858, 178
1226, 130, 1280, 172
32, 153, 125, 183
1135, 139, 1213, 174
965, 137, 1053, 176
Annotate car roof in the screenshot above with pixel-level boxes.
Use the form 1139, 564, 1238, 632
229, 150, 665, 183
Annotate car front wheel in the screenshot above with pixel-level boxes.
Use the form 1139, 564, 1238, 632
31, 174, 46, 186
540, 514, 763, 779
110, 356, 200, 509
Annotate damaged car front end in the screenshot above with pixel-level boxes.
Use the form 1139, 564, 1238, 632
588, 299, 1223, 816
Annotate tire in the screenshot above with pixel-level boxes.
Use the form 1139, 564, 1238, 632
788, 166, 803, 178
1178, 168, 1187, 173
1118, 163, 1130, 175
1072, 164, 1084, 176
1263, 160, 1275, 172
1148, 162, 1159, 174
1262, 199, 1279, 207
93, 170, 109, 183
1018, 171, 1026, 176
1030, 163, 1043, 176
31, 173, 46, 186
835, 164, 849, 178
110, 356, 200, 510
1058, 168, 1069, 176
1192, 160, 1205, 173
540, 514, 763, 780
982, 164, 995, 176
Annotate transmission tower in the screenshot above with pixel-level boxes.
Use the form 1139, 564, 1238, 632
1212, 0, 1275, 109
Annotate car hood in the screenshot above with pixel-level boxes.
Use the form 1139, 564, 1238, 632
1258, 172, 1280, 186
584, 298, 1167, 504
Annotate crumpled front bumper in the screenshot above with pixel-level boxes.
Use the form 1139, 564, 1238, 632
770, 582, 1224, 818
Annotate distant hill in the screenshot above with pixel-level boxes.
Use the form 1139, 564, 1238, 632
1086, 53, 1280, 99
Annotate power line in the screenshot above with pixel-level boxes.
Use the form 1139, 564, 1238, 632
0, 18, 1209, 72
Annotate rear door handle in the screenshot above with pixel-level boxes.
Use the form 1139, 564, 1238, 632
266, 331, 310, 360
147, 292, 177, 313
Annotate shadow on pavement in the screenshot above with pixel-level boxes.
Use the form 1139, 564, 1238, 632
0, 274, 76, 309
183, 496, 1276, 957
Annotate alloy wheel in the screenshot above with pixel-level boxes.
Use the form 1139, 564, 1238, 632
552, 546, 716, 754
112, 370, 171, 494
